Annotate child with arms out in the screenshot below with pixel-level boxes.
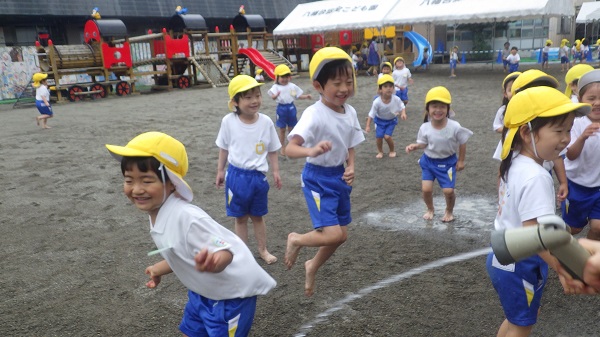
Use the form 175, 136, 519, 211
365, 74, 406, 158
268, 64, 312, 157
106, 132, 276, 336
406, 87, 473, 222
562, 70, 600, 241
284, 47, 365, 297
487, 87, 591, 337
33, 73, 53, 129
216, 75, 282, 264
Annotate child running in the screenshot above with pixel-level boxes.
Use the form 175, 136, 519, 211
365, 74, 406, 158
563, 70, 600, 241
33, 73, 53, 129
284, 47, 365, 297
392, 56, 413, 106
506, 47, 520, 73
565, 64, 594, 103
105, 131, 276, 336
268, 64, 312, 157
406, 86, 473, 222
216, 75, 282, 264
487, 86, 590, 337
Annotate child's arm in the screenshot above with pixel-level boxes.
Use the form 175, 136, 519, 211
398, 108, 407, 121
408, 77, 414, 86
365, 117, 373, 133
457, 143, 467, 171
267, 151, 282, 189
405, 143, 426, 153
552, 157, 568, 202
145, 259, 172, 288
285, 135, 332, 159
270, 91, 280, 100
194, 248, 233, 273
42, 92, 50, 107
216, 148, 228, 188
566, 123, 600, 160
343, 148, 356, 185
298, 93, 312, 100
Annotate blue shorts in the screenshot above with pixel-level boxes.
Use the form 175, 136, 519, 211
36, 100, 53, 115
561, 179, 600, 228
374, 116, 398, 138
503, 59, 509, 67
395, 87, 408, 102
225, 165, 269, 217
542, 53, 548, 62
275, 103, 298, 128
486, 253, 548, 326
301, 163, 352, 229
509, 63, 519, 73
420, 59, 428, 66
180, 290, 257, 337
419, 153, 457, 189
574, 52, 582, 60
561, 56, 569, 64
450, 59, 457, 69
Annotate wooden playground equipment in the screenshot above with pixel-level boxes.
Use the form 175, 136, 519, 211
35, 19, 135, 102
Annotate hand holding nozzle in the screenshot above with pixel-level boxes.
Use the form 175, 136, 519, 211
491, 215, 591, 282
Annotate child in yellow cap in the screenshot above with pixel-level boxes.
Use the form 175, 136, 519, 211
268, 64, 312, 156
216, 75, 282, 264
564, 64, 594, 102
284, 47, 365, 297
365, 74, 406, 158
392, 56, 413, 106
541, 39, 552, 69
105, 131, 276, 336
563, 69, 600, 241
488, 87, 590, 336
559, 39, 571, 72
406, 86, 472, 222
254, 68, 264, 83
33, 73, 52, 129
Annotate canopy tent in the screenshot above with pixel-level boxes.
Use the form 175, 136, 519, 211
576, 1, 600, 24
272, 0, 397, 35
273, 0, 574, 35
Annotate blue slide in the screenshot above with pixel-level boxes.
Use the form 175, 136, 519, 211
404, 31, 433, 68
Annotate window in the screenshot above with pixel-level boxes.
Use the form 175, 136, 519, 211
15, 27, 37, 45
559, 16, 571, 34
508, 28, 521, 38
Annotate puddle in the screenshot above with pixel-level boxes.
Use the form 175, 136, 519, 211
361, 196, 498, 237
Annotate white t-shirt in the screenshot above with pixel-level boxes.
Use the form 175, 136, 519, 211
36, 85, 50, 101
506, 54, 520, 65
352, 54, 360, 67
416, 119, 473, 159
495, 155, 556, 230
493, 105, 506, 132
392, 67, 411, 88
559, 46, 569, 57
368, 95, 405, 121
450, 51, 458, 61
149, 194, 276, 300
254, 74, 264, 82
543, 46, 550, 54
571, 94, 579, 103
215, 113, 281, 172
267, 83, 304, 105
288, 100, 365, 167
565, 116, 600, 187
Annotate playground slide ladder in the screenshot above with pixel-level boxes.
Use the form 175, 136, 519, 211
189, 55, 230, 88
227, 57, 248, 78
263, 49, 296, 75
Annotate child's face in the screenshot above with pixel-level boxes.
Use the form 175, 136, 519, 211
528, 113, 574, 161
380, 82, 394, 98
123, 165, 174, 216
580, 82, 600, 122
395, 61, 404, 69
510, 49, 517, 55
382, 66, 391, 74
427, 102, 449, 122
504, 80, 514, 100
571, 82, 579, 96
234, 88, 262, 116
314, 70, 354, 111
278, 75, 291, 86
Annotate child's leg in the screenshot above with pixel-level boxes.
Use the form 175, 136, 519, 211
278, 127, 287, 156
376, 138, 384, 158
285, 225, 346, 270
304, 227, 346, 296
497, 319, 533, 337
249, 215, 277, 264
422, 180, 434, 220
587, 219, 600, 240
442, 187, 456, 222
384, 135, 395, 157
235, 215, 250, 242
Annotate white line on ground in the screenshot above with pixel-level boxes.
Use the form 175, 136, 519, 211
293, 247, 492, 337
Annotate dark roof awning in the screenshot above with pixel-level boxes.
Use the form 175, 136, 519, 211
93, 19, 128, 39
168, 14, 208, 32
232, 14, 266, 32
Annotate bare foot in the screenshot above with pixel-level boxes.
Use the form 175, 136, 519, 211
304, 259, 317, 297
388, 151, 397, 158
442, 211, 455, 222
260, 251, 278, 264
423, 209, 434, 220
375, 152, 384, 159
285, 233, 301, 270
43, 125, 51, 129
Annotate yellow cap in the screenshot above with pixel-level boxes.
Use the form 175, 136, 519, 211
546, 39, 553, 45
393, 56, 405, 65
501, 87, 591, 160
227, 74, 263, 111
380, 61, 392, 70
309, 46, 354, 82
32, 72, 48, 88
510, 69, 558, 96
502, 71, 521, 90
256, 69, 263, 74
274, 64, 291, 77
564, 64, 594, 97
105, 132, 193, 202
425, 86, 451, 105
377, 74, 394, 86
